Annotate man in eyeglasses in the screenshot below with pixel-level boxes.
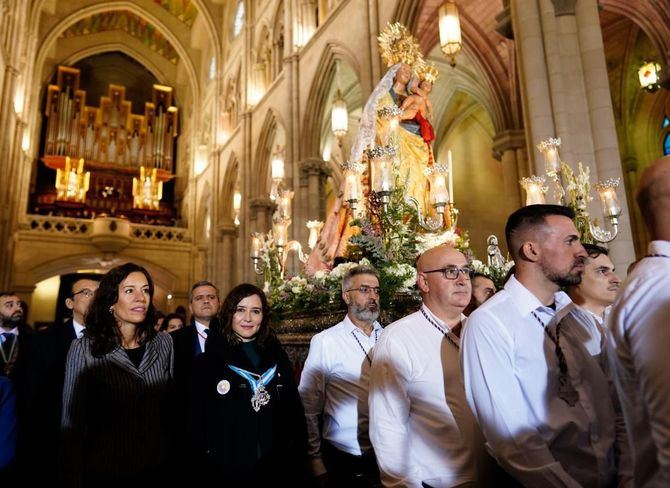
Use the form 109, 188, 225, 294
369, 244, 492, 487
462, 204, 631, 487
299, 265, 383, 487
21, 275, 100, 484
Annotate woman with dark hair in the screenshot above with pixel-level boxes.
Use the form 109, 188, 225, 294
61, 262, 174, 487
189, 283, 308, 486
161, 312, 185, 333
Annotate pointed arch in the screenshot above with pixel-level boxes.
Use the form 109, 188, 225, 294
302, 42, 362, 159
253, 109, 286, 198
220, 152, 240, 225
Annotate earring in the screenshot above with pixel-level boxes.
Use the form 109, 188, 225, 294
108, 306, 114, 314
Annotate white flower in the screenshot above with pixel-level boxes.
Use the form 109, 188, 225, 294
416, 231, 459, 254
314, 270, 326, 281
291, 286, 302, 294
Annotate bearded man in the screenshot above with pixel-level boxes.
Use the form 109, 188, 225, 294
299, 265, 383, 487
462, 205, 632, 487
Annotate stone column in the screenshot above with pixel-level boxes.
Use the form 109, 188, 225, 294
300, 157, 330, 219
218, 223, 239, 295
510, 0, 636, 271
249, 197, 275, 234
492, 129, 526, 211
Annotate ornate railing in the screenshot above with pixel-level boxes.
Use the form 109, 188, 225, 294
22, 215, 190, 243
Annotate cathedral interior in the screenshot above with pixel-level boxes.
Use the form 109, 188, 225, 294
0, 0, 668, 327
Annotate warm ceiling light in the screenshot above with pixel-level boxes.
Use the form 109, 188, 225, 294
331, 89, 348, 142
639, 61, 662, 92
439, 0, 462, 67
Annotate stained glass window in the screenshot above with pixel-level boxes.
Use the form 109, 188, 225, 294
663, 116, 670, 129
664, 132, 670, 156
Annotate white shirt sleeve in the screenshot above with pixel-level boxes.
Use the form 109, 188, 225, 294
461, 310, 581, 487
298, 332, 328, 476
369, 330, 421, 488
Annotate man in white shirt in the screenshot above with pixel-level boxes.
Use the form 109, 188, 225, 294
462, 204, 631, 487
608, 155, 670, 486
566, 243, 621, 354
369, 245, 489, 488
299, 265, 382, 487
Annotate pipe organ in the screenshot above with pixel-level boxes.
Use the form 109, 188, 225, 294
35, 66, 179, 225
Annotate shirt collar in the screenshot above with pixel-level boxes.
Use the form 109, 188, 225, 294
194, 320, 209, 335
648, 240, 670, 256
504, 275, 574, 319
420, 304, 466, 333
343, 314, 382, 336
0, 326, 18, 337
72, 319, 86, 338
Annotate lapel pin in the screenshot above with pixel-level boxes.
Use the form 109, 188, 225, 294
217, 379, 231, 395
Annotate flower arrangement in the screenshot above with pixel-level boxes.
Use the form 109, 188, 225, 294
470, 258, 514, 291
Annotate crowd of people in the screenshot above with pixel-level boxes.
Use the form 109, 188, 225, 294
0, 156, 669, 487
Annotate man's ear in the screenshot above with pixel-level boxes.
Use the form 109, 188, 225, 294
520, 241, 540, 263
342, 290, 351, 305
65, 298, 74, 311
416, 273, 429, 293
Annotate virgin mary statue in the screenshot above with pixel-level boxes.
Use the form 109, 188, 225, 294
306, 23, 437, 273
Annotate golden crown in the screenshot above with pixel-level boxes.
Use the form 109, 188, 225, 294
378, 22, 424, 68
417, 62, 439, 84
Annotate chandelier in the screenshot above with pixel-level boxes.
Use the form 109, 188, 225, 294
55, 156, 90, 203
521, 138, 622, 243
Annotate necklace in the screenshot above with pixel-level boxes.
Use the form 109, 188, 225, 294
351, 327, 379, 366
420, 308, 460, 350
530, 311, 579, 407
228, 364, 277, 412
0, 334, 18, 375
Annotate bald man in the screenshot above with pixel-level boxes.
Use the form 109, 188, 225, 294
369, 245, 491, 487
608, 155, 670, 486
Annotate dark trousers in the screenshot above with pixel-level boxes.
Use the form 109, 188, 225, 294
321, 441, 380, 488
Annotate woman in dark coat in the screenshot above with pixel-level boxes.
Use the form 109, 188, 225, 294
189, 283, 308, 486
61, 263, 174, 487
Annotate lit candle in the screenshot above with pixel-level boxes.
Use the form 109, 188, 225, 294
344, 172, 361, 201
274, 222, 288, 247
380, 160, 393, 192
233, 190, 242, 211
595, 180, 622, 218
537, 138, 562, 174
431, 173, 449, 205
306, 220, 323, 250
251, 234, 261, 258
278, 190, 293, 220
447, 150, 454, 204
521, 177, 547, 206
271, 154, 285, 180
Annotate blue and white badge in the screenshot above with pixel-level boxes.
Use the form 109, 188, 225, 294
228, 364, 277, 412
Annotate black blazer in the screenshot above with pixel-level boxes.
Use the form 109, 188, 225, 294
61, 333, 174, 486
189, 335, 308, 486
0, 325, 34, 392
170, 325, 200, 393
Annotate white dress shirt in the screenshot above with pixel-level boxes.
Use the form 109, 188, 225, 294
608, 240, 670, 487
194, 320, 209, 353
369, 306, 482, 488
72, 320, 85, 339
298, 315, 382, 473
462, 275, 625, 487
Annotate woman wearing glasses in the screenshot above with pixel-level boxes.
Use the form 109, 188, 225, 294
61, 263, 174, 487
188, 283, 308, 486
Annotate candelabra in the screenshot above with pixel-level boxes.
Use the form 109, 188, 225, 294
132, 166, 163, 210
521, 138, 622, 243
55, 156, 90, 203
250, 163, 323, 277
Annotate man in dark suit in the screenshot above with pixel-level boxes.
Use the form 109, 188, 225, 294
170, 280, 220, 481
171, 280, 221, 389
21, 277, 100, 485
0, 292, 33, 390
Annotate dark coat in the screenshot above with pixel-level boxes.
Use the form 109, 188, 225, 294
188, 335, 308, 486
61, 332, 174, 487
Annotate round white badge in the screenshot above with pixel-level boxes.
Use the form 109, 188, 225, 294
217, 380, 231, 395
